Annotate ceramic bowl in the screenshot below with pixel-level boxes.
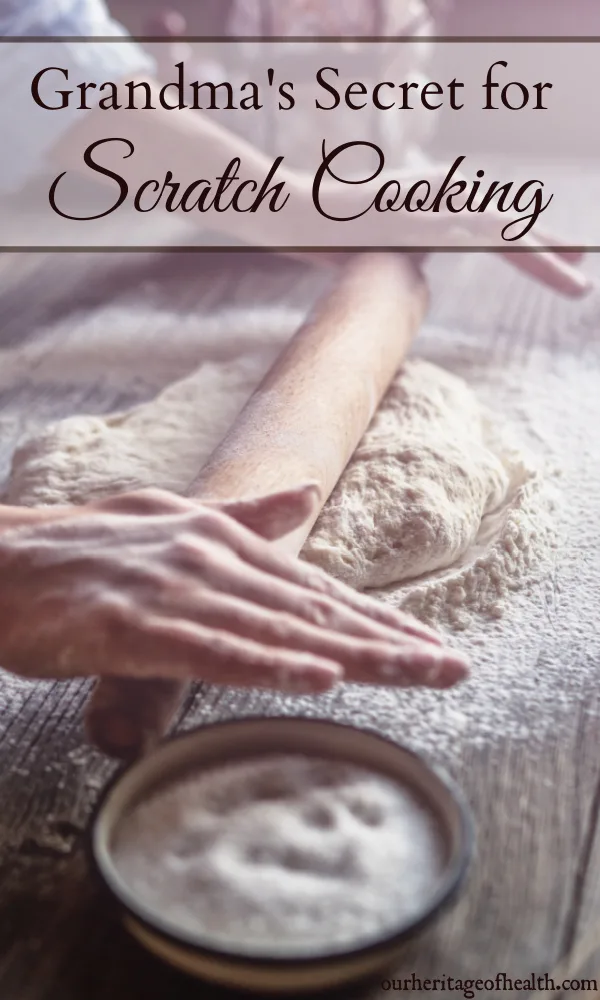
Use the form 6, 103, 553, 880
91, 717, 474, 994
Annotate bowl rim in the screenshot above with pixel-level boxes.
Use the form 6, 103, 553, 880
89, 716, 474, 969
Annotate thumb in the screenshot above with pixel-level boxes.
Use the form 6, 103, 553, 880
207, 482, 322, 541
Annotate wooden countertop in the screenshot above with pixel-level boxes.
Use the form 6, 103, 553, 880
1, 232, 600, 998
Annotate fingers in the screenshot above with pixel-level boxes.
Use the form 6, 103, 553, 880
207, 482, 321, 541
396, 172, 591, 296
109, 606, 465, 692
92, 488, 196, 517
501, 245, 591, 298
152, 589, 467, 689
329, 161, 590, 296
165, 522, 469, 689
527, 229, 585, 263
3, 491, 468, 695
470, 212, 592, 298
91, 483, 323, 543
216, 553, 445, 653
120, 615, 343, 693
183, 509, 445, 647
297, 562, 444, 646
554, 248, 585, 264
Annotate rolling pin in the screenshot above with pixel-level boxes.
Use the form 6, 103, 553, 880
85, 254, 427, 758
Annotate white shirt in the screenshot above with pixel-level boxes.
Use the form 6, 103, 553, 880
0, 0, 154, 193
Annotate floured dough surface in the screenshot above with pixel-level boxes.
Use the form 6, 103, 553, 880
111, 754, 444, 956
304, 362, 510, 588
3, 351, 275, 507
5, 357, 550, 629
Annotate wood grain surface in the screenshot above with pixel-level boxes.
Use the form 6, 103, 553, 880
1, 226, 600, 1000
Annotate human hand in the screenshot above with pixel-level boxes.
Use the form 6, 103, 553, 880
291, 164, 591, 299
0, 485, 468, 693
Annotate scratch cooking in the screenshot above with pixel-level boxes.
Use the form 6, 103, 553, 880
0, 0, 598, 996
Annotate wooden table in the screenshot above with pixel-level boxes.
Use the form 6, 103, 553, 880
1, 225, 600, 999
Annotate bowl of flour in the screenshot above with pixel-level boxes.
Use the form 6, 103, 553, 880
92, 718, 473, 993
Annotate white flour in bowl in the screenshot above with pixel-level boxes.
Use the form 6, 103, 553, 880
111, 754, 445, 957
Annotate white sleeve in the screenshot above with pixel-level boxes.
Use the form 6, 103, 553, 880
0, 0, 156, 194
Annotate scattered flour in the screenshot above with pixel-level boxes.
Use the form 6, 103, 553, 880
302, 361, 555, 630
3, 248, 600, 980
111, 753, 444, 957
304, 361, 511, 586
0, 260, 598, 769
4, 357, 552, 631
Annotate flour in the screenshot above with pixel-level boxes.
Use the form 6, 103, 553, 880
1, 251, 598, 775
111, 753, 444, 956
4, 358, 550, 631
304, 362, 510, 586
302, 361, 554, 630
3, 352, 276, 507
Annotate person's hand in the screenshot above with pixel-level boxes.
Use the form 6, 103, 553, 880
291, 165, 591, 299
0, 484, 468, 693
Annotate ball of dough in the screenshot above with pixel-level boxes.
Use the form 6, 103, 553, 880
303, 361, 509, 588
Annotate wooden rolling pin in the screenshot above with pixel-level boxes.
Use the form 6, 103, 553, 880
85, 254, 427, 758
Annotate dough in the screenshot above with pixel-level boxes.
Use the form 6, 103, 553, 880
5, 357, 543, 627
4, 351, 275, 507
304, 361, 510, 588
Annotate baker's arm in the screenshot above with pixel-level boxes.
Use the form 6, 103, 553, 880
0, 487, 469, 690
